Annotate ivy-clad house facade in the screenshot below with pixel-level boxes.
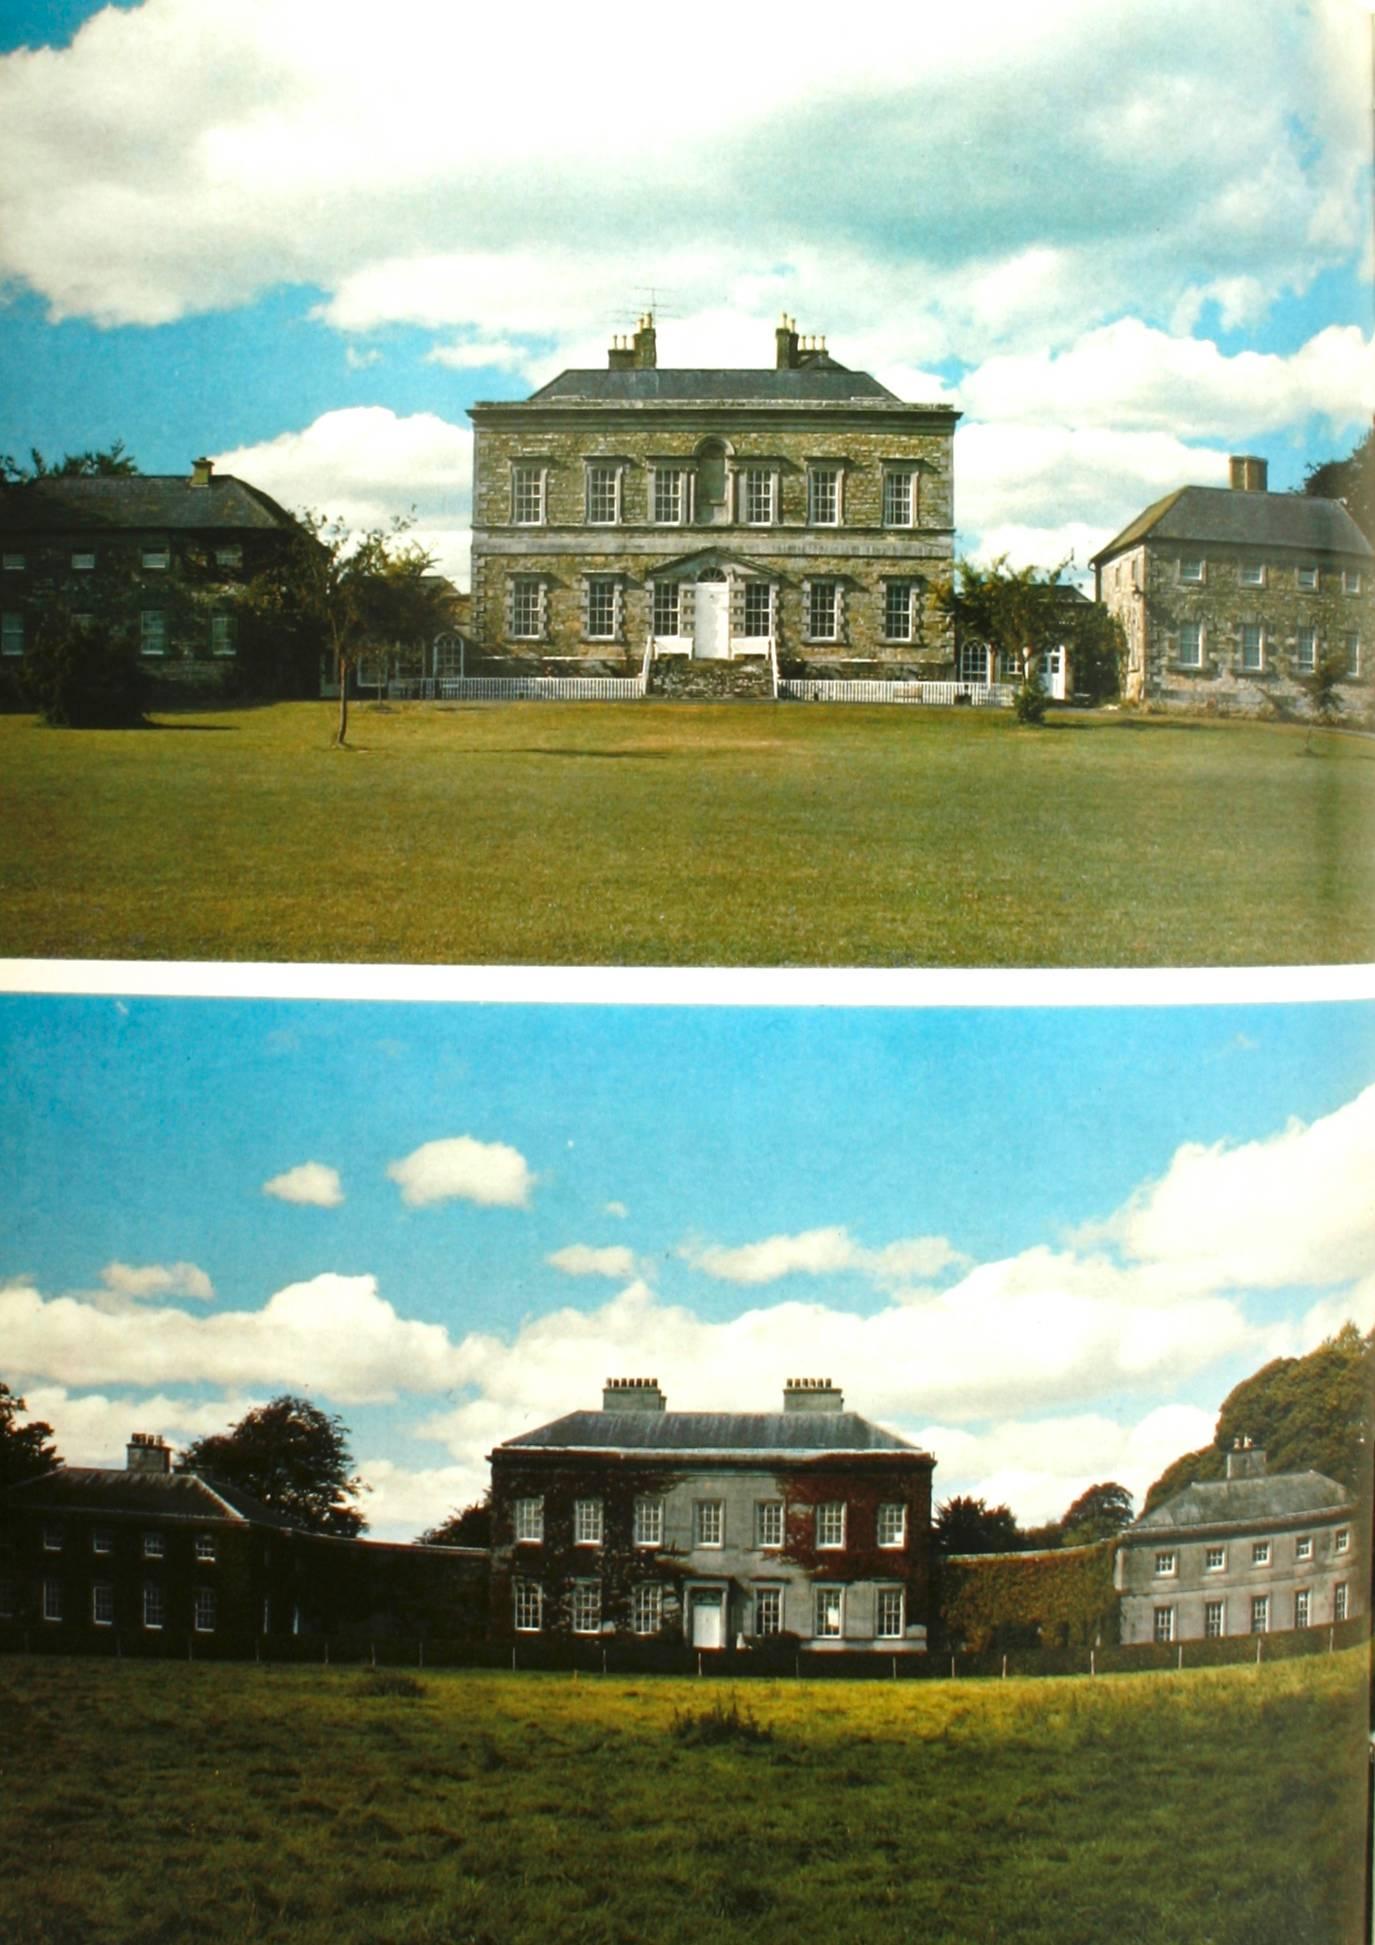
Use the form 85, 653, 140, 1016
467, 316, 959, 683
1091, 455, 1373, 718
488, 1377, 936, 1655
1115, 1443, 1362, 1647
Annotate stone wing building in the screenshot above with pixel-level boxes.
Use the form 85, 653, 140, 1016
1115, 1442, 1362, 1647
468, 317, 959, 687
487, 1377, 935, 1655
1091, 455, 1373, 718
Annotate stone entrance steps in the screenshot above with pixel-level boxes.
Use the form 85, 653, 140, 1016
648, 657, 774, 701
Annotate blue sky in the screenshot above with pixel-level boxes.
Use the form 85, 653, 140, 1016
4, 993, 1372, 1538
1, 0, 1370, 584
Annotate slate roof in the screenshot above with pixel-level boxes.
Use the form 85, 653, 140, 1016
1091, 486, 1372, 565
1131, 1469, 1352, 1533
0, 472, 299, 536
499, 1410, 922, 1455
514, 365, 910, 406
5, 1464, 297, 1527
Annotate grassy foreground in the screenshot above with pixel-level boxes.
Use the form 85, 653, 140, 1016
0, 1652, 1368, 1944
1, 701, 1372, 964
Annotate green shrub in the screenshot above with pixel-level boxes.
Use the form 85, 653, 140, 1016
20, 616, 150, 727
1012, 679, 1049, 725
357, 1669, 426, 1698
669, 1692, 772, 1746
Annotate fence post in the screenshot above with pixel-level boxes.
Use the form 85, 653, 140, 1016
950, 1654, 956, 1681
1001, 1654, 1007, 1680
1256, 1637, 1263, 1666
697, 1653, 703, 1679
1090, 1648, 1095, 1677
1177, 1643, 1183, 1672
892, 1656, 898, 1681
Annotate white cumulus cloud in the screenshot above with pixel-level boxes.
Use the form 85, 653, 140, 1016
262, 1161, 344, 1207
387, 1136, 534, 1209
100, 1260, 214, 1302
547, 1244, 639, 1280
680, 1225, 965, 1288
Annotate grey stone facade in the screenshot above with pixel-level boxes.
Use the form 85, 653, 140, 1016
488, 1377, 935, 1653
1115, 1444, 1362, 1646
468, 317, 959, 677
1092, 456, 1374, 720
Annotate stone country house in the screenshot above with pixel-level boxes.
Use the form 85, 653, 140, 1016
467, 315, 962, 697
1115, 1442, 1363, 1647
487, 1377, 935, 1654
1091, 455, 1374, 719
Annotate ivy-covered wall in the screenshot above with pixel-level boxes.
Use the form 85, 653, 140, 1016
936, 1541, 1121, 1653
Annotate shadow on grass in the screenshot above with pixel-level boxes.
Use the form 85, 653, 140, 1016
486, 747, 680, 761
147, 722, 240, 733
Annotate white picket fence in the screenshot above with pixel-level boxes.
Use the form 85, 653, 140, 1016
780, 678, 1013, 707
388, 675, 646, 702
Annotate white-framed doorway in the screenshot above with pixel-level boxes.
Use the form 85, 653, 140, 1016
689, 1587, 725, 1648
693, 581, 730, 660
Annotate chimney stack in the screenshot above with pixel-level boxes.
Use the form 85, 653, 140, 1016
602, 1376, 667, 1413
775, 313, 800, 369
632, 312, 657, 370
1228, 455, 1268, 493
190, 457, 214, 488
1225, 1437, 1267, 1481
783, 1377, 844, 1413
126, 1432, 172, 1474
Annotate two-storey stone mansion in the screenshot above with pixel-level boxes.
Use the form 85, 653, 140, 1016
467, 317, 959, 682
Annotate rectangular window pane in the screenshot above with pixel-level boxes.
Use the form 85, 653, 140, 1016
1, 552, 24, 571
194, 1588, 217, 1633
1344, 634, 1361, 677
809, 468, 839, 525
816, 1502, 845, 1548
1294, 1590, 1310, 1629
574, 1498, 604, 1545
632, 1583, 662, 1634
1251, 1541, 1269, 1565
585, 577, 617, 640
72, 551, 96, 570
1295, 1537, 1312, 1561
1154, 1551, 1176, 1577
1240, 625, 1264, 672
1204, 1600, 1225, 1639
633, 1496, 663, 1547
586, 464, 619, 524
92, 1529, 113, 1556
572, 1582, 601, 1633
143, 1582, 165, 1630
876, 1588, 905, 1638
195, 1534, 217, 1562
511, 577, 542, 639
1297, 564, 1317, 590
754, 1587, 782, 1636
807, 581, 838, 641
755, 1501, 783, 1548
652, 582, 680, 636
1177, 621, 1202, 667
1205, 1546, 1225, 1571
513, 1496, 544, 1543
513, 1580, 542, 1631
1294, 627, 1316, 672
1250, 1595, 1269, 1634
143, 1532, 165, 1559
695, 1501, 724, 1547
140, 611, 167, 657
1153, 1607, 1174, 1643
512, 465, 544, 524
1335, 1584, 1349, 1621
1179, 557, 1204, 582
43, 1524, 62, 1552
215, 546, 243, 570
813, 1587, 843, 1638
743, 469, 774, 524
884, 583, 914, 640
883, 471, 914, 526
1337, 1529, 1350, 1552
1238, 561, 1264, 586
742, 583, 773, 637
141, 546, 170, 570
210, 614, 237, 658
43, 1579, 63, 1623
877, 1503, 907, 1547
92, 1583, 115, 1626
1344, 570, 1361, 594
0, 613, 23, 657
653, 469, 683, 524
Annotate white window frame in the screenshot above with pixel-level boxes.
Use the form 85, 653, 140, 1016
143, 1532, 165, 1560
632, 1583, 662, 1635
43, 1578, 63, 1623
742, 581, 774, 639
651, 580, 681, 637
72, 550, 96, 571
1238, 560, 1265, 588
513, 1579, 543, 1632
42, 1523, 62, 1553
1154, 1551, 1177, 1578
195, 1533, 217, 1563
193, 1587, 217, 1633
741, 467, 776, 526
1178, 556, 1205, 584
509, 575, 545, 642
1344, 634, 1361, 677
1204, 1599, 1226, 1639
882, 467, 917, 528
0, 612, 23, 657
513, 1496, 544, 1543
754, 1585, 783, 1637
1177, 620, 1203, 668
511, 463, 546, 526
584, 461, 622, 526
633, 1496, 663, 1548
1294, 1589, 1311, 1629
1334, 1583, 1349, 1622
1205, 1546, 1226, 1572
1296, 563, 1318, 591
141, 544, 170, 571
1251, 1541, 1270, 1566
1153, 1606, 1175, 1644
755, 1500, 784, 1549
877, 1503, 907, 1548
883, 580, 916, 643
1250, 1594, 1269, 1635
805, 579, 840, 643
875, 1587, 905, 1639
215, 545, 243, 570
583, 575, 620, 643
807, 465, 841, 527
1335, 1528, 1350, 1554
210, 613, 237, 658
92, 1529, 113, 1557
816, 1502, 846, 1550
1, 551, 24, 571
652, 466, 687, 526
1295, 1536, 1313, 1563
143, 1581, 165, 1631
573, 1497, 604, 1547
139, 610, 167, 658
813, 1585, 843, 1639
1343, 569, 1362, 594
1239, 623, 1264, 673
571, 1581, 601, 1634
1294, 626, 1316, 673
694, 1500, 724, 1548
92, 1583, 115, 1627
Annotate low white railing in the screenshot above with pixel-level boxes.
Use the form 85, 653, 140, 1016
431, 675, 645, 701
779, 679, 1013, 707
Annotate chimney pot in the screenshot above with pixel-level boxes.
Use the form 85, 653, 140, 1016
1228, 455, 1268, 492
190, 456, 214, 487
1225, 1442, 1267, 1480
783, 1377, 844, 1413
126, 1432, 172, 1474
602, 1376, 666, 1412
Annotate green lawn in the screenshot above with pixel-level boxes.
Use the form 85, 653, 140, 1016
1, 701, 1372, 964
0, 1653, 1367, 1944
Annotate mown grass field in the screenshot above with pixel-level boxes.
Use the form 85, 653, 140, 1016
1, 1652, 1368, 1944
1, 701, 1372, 965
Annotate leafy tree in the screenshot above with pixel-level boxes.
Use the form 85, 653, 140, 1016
935, 1494, 1025, 1554
179, 1394, 368, 1536
248, 511, 455, 747
1299, 647, 1348, 742
20, 611, 150, 727
1143, 1323, 1374, 1513
937, 557, 1123, 711
1058, 1481, 1134, 1546
417, 1498, 492, 1548
1302, 427, 1374, 545
2, 440, 138, 482
0, 1381, 61, 1487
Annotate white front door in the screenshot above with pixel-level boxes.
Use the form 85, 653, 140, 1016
693, 583, 730, 660
691, 1591, 724, 1648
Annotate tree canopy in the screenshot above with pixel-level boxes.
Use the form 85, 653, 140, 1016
179, 1394, 368, 1536
417, 1498, 492, 1548
1058, 1481, 1135, 1546
937, 556, 1124, 707
2, 440, 138, 482
0, 1381, 61, 1488
1143, 1323, 1374, 1513
934, 1495, 1025, 1554
1302, 427, 1374, 545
